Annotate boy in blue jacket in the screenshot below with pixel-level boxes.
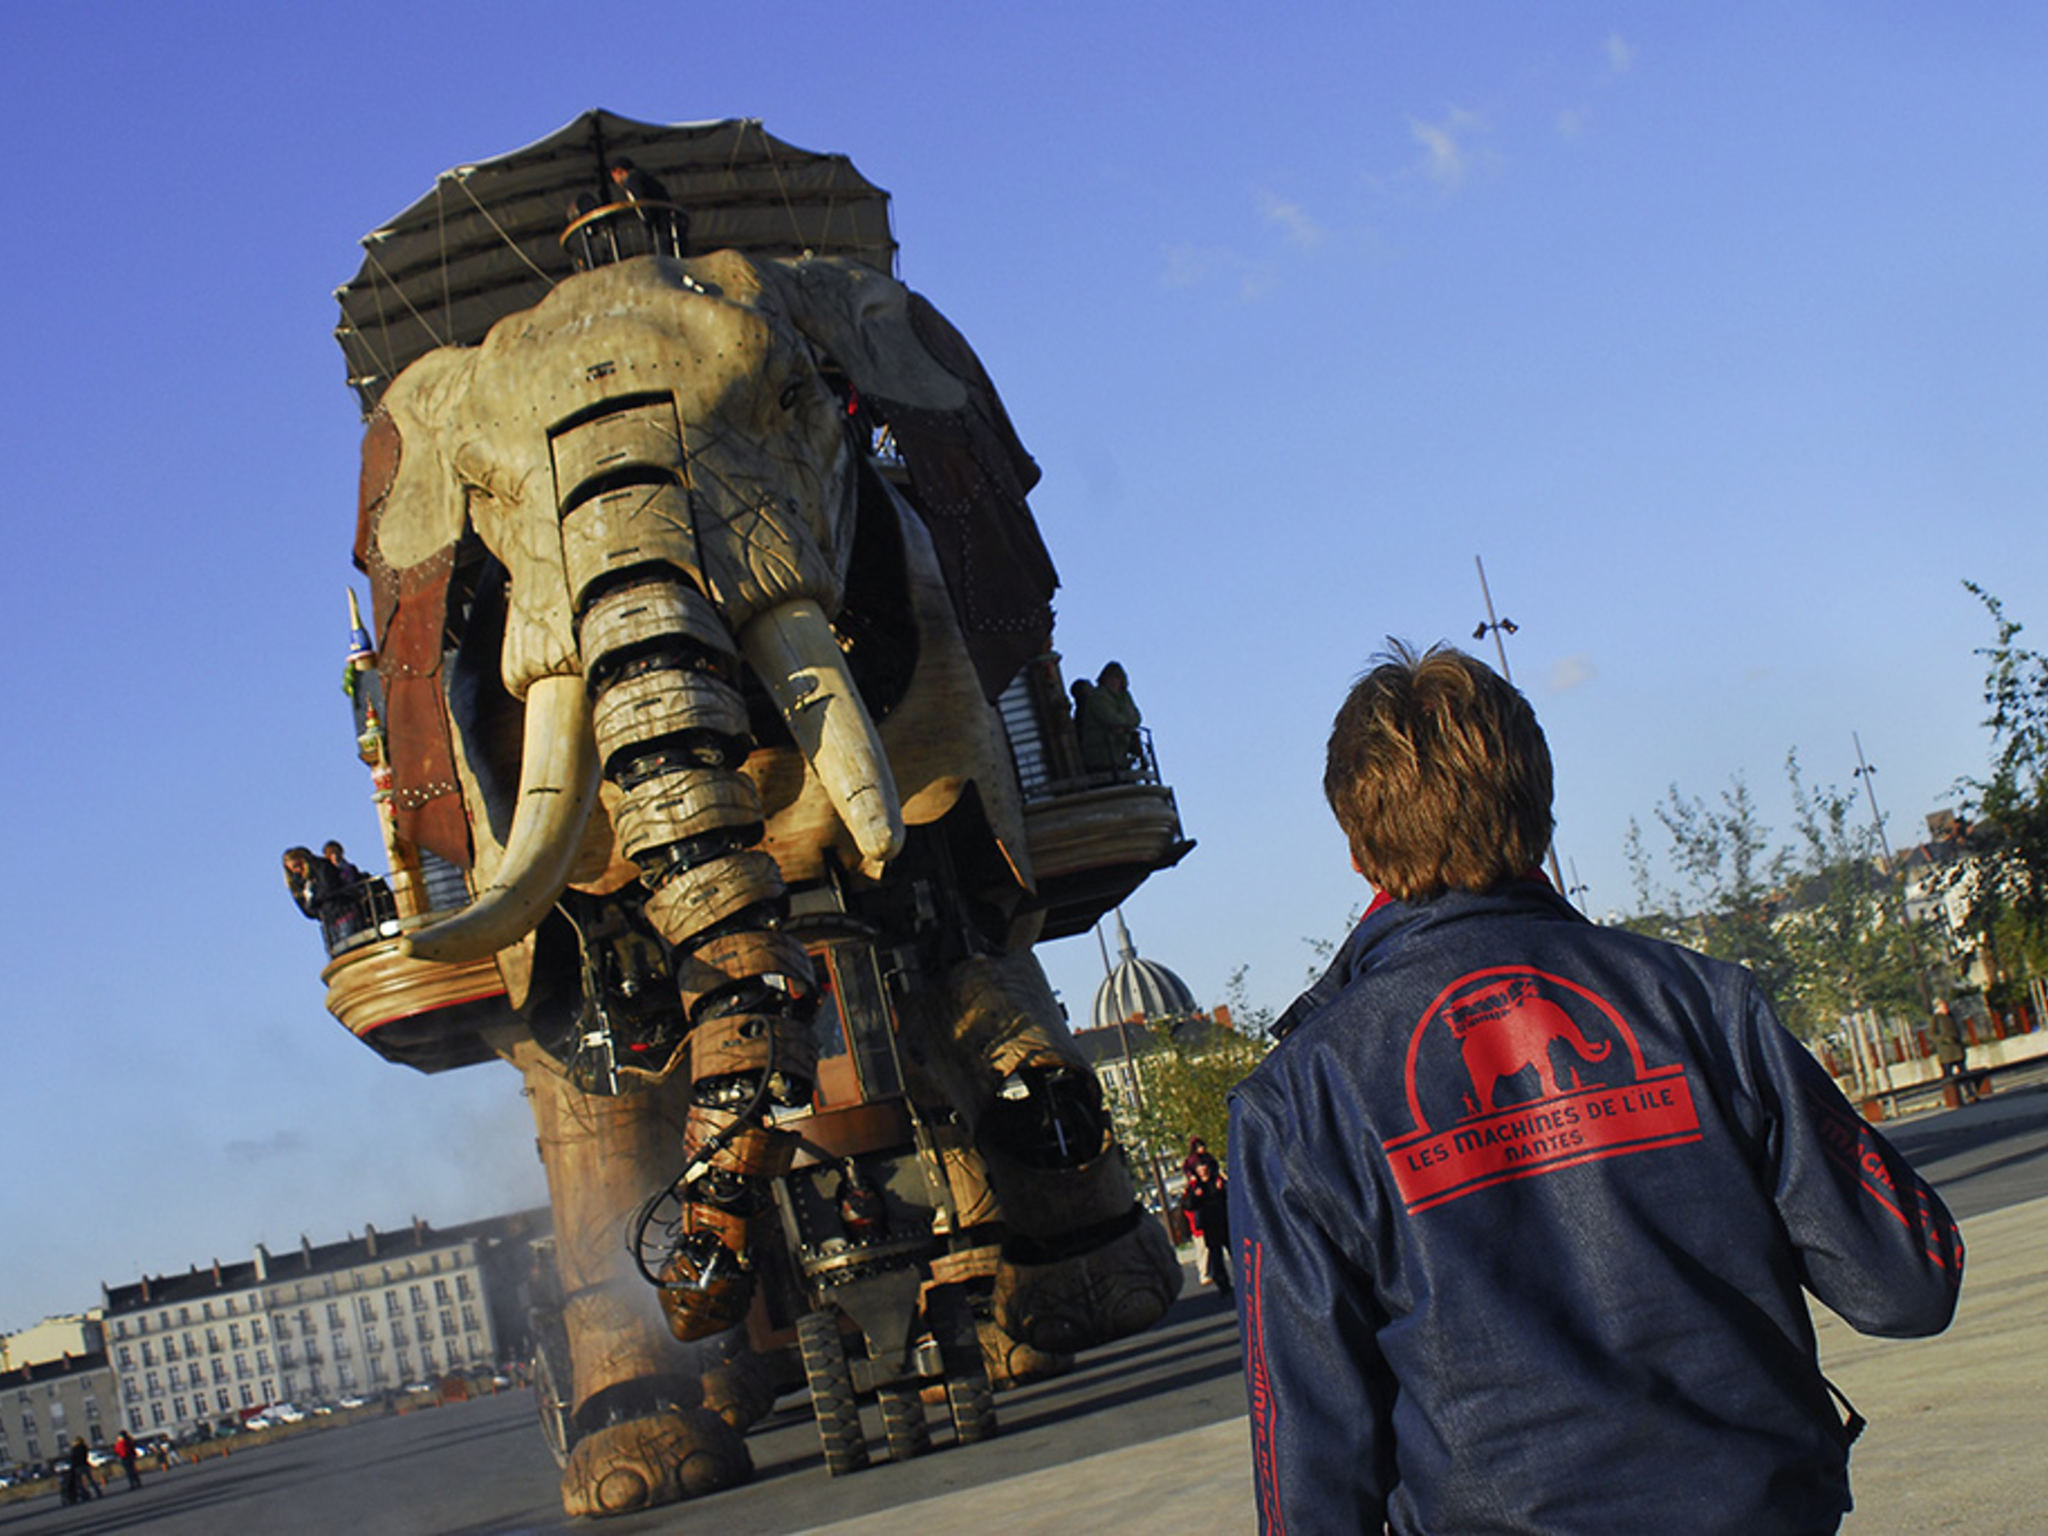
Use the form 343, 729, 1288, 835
1230, 642, 1961, 1535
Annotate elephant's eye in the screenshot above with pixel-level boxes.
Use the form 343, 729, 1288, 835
778, 379, 804, 411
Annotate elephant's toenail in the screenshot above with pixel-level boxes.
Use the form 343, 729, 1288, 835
597, 1467, 649, 1512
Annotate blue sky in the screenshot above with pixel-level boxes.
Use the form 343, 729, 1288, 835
3, 3, 2045, 1331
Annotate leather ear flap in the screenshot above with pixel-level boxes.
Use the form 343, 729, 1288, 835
765, 257, 1056, 700
353, 348, 479, 869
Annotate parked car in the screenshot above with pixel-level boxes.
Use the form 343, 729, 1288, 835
336, 1394, 368, 1409
244, 1416, 274, 1432
273, 1403, 306, 1424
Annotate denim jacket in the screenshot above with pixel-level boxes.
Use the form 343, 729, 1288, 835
1230, 881, 1961, 1535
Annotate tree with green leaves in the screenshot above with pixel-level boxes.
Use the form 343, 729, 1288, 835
1624, 758, 1936, 1039
1112, 967, 1272, 1169
1943, 584, 2048, 1001
1624, 774, 1796, 1006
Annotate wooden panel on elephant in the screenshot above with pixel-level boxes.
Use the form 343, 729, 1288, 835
1022, 783, 1186, 881
549, 397, 684, 506
561, 483, 701, 606
578, 578, 731, 673
643, 849, 785, 938
591, 668, 750, 761
320, 938, 509, 1072
687, 1007, 818, 1084
614, 773, 764, 865
676, 930, 814, 1015
682, 1104, 798, 1181
786, 1100, 914, 1167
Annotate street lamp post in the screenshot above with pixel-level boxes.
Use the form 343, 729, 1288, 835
1474, 555, 1570, 900
1853, 732, 1936, 1015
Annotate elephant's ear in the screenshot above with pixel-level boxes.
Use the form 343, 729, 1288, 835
353, 350, 477, 870
767, 256, 1057, 700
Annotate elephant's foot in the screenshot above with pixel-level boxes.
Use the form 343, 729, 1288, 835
975, 1313, 1073, 1390
559, 1407, 751, 1518
993, 1206, 1182, 1353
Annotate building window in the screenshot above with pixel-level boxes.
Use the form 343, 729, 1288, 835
461, 1306, 478, 1333
211, 1360, 227, 1385
205, 1329, 221, 1353
332, 1337, 351, 1361
150, 1403, 165, 1428
238, 1384, 253, 1408
216, 1389, 231, 1413
115, 1320, 128, 1341
279, 1343, 295, 1367
385, 1293, 401, 1317
409, 1286, 425, 1312
202, 1303, 214, 1322
369, 1358, 386, 1383
145, 1373, 161, 1396
365, 1329, 381, 1353
163, 1337, 178, 1362
118, 1346, 133, 1369
178, 1307, 191, 1326
261, 1379, 274, 1401
251, 1318, 266, 1343
256, 1350, 270, 1372
228, 1324, 244, 1348
433, 1279, 451, 1304
358, 1298, 375, 1322
396, 1351, 411, 1378
174, 1397, 187, 1420
234, 1356, 250, 1380
456, 1275, 474, 1301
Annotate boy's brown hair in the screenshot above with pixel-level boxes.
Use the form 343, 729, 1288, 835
1323, 641, 1554, 900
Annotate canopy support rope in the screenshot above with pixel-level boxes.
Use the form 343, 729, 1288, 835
448, 171, 559, 290
357, 244, 451, 352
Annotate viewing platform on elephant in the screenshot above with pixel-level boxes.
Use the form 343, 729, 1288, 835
560, 200, 690, 270
317, 856, 506, 1076
999, 655, 1195, 940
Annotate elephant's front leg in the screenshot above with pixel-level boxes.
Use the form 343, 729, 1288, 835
905, 950, 1184, 1354
518, 1050, 751, 1516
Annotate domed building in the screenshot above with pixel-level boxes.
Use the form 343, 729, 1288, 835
1091, 911, 1198, 1033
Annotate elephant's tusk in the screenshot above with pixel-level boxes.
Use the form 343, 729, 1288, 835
739, 598, 905, 878
404, 674, 601, 962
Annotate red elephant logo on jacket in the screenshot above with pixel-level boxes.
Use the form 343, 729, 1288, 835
1444, 975, 1613, 1118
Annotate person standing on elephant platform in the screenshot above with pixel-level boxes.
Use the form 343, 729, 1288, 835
1229, 641, 1964, 1536
1077, 660, 1143, 773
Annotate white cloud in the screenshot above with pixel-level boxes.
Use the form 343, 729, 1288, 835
1605, 33, 1635, 73
1160, 243, 1216, 290
1260, 192, 1326, 249
1409, 107, 1489, 193
1550, 654, 1598, 693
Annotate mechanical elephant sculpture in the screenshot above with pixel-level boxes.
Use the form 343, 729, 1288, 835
329, 245, 1184, 1516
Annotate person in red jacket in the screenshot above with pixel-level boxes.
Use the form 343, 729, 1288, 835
1230, 641, 1963, 1535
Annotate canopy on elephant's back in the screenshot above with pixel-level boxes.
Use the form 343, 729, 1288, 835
333, 111, 898, 418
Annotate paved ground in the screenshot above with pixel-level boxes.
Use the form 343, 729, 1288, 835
7, 1085, 2038, 1534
